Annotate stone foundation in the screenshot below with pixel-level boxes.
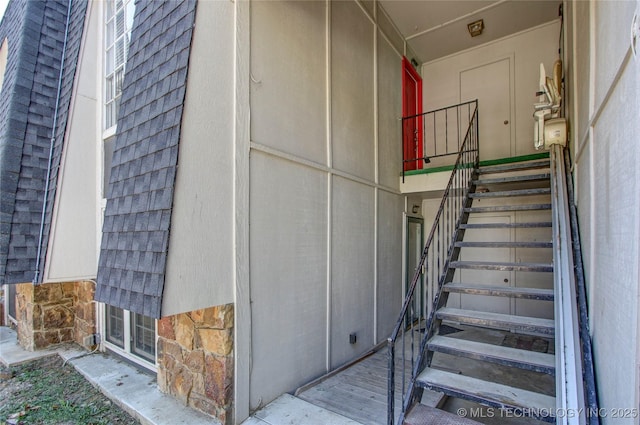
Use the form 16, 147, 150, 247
157, 304, 234, 424
73, 281, 96, 347
15, 281, 96, 351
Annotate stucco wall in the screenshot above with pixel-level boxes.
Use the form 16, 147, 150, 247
421, 21, 560, 160
162, 0, 235, 315
45, 0, 98, 282
569, 0, 640, 421
248, 0, 404, 410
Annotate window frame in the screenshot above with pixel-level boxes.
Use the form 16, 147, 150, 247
103, 0, 135, 132
100, 303, 158, 371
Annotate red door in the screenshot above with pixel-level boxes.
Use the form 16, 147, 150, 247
402, 57, 423, 171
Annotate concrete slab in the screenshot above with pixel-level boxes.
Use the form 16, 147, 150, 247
248, 394, 363, 425
0, 327, 217, 425
241, 417, 270, 425
0, 327, 60, 366
58, 349, 216, 425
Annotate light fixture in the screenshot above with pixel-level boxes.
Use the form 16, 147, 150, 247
467, 19, 484, 37
412, 204, 420, 214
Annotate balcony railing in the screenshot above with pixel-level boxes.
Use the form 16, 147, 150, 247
402, 100, 478, 181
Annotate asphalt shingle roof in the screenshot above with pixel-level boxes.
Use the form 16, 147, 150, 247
95, 0, 197, 318
0, 0, 87, 285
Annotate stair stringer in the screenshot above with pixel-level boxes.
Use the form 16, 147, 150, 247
400, 175, 478, 419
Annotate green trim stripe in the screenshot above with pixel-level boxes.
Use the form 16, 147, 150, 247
403, 152, 550, 177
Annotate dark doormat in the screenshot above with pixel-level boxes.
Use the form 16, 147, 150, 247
501, 334, 550, 353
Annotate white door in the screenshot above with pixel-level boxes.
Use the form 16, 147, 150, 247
449, 214, 514, 315
460, 57, 512, 161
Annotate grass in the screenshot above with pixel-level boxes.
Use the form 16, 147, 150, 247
0, 355, 137, 425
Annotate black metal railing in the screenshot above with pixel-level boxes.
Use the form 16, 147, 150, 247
388, 102, 479, 425
402, 100, 478, 181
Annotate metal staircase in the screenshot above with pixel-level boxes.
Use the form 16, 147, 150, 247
388, 102, 596, 425
413, 159, 557, 423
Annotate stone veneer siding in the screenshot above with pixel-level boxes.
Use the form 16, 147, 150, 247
15, 281, 96, 351
157, 304, 233, 425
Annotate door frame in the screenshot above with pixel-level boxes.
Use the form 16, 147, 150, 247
402, 57, 423, 171
404, 215, 424, 326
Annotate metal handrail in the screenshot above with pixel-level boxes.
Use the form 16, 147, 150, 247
388, 102, 479, 425
550, 144, 587, 425
402, 100, 478, 181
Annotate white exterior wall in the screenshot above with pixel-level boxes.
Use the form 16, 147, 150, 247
44, 1, 99, 282
569, 0, 640, 421
161, 0, 236, 315
406, 21, 562, 319
421, 21, 560, 160
248, 0, 404, 410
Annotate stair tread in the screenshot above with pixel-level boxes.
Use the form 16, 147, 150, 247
464, 204, 552, 213
479, 160, 550, 174
444, 283, 554, 300
460, 222, 552, 229
469, 188, 551, 198
436, 307, 555, 335
474, 173, 551, 185
450, 260, 553, 272
454, 241, 552, 248
416, 368, 556, 415
428, 335, 555, 373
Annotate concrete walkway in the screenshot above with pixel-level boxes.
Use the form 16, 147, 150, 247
0, 327, 215, 425
1, 326, 355, 425
241, 394, 362, 425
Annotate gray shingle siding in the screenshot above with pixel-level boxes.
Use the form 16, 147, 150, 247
0, 0, 33, 284
96, 0, 197, 318
0, 0, 87, 285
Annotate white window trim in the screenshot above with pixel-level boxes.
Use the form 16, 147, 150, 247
97, 302, 159, 372
2, 284, 17, 327
102, 125, 116, 141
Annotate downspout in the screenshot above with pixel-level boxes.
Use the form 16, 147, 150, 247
33, 0, 74, 284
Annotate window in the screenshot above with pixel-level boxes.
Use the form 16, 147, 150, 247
0, 38, 8, 93
105, 305, 157, 367
100, 0, 156, 371
105, 304, 125, 347
3, 284, 17, 326
104, 0, 135, 130
131, 313, 156, 362
102, 0, 135, 197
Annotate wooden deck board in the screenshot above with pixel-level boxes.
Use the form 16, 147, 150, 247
296, 346, 441, 425
298, 391, 395, 425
